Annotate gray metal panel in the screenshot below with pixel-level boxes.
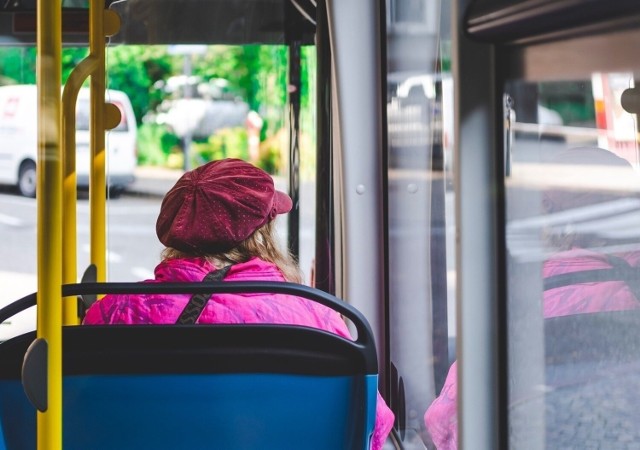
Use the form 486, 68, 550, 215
515, 26, 640, 81
325, 0, 386, 362
453, 0, 502, 448
110, 0, 291, 45
0, 0, 316, 45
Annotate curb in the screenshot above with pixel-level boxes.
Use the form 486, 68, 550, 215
123, 166, 184, 198
125, 166, 288, 199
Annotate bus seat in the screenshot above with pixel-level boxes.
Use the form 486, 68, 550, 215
0, 283, 378, 450
543, 310, 640, 447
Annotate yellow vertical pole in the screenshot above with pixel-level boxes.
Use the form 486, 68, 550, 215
36, 0, 63, 448
61, 84, 79, 325
63, 5, 119, 321
62, 57, 98, 324
90, 0, 107, 282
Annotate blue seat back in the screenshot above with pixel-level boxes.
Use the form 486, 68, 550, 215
1, 372, 377, 449
0, 282, 379, 450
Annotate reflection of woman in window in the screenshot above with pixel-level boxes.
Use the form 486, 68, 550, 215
424, 147, 640, 449
540, 147, 640, 316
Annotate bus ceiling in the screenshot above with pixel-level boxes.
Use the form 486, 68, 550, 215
0, 0, 316, 46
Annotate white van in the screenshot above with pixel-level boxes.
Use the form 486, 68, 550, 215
0, 84, 137, 197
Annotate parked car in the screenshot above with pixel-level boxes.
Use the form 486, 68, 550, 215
387, 72, 454, 171
0, 84, 137, 197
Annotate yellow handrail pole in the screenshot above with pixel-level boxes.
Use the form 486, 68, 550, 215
62, 56, 99, 324
36, 0, 62, 448
89, 0, 107, 282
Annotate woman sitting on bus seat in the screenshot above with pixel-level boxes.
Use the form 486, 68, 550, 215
82, 158, 394, 449
423, 147, 640, 449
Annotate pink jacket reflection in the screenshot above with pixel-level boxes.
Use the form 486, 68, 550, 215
84, 256, 394, 450
424, 248, 640, 449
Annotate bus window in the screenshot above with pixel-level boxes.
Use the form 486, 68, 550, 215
0, 46, 314, 342
386, 0, 456, 446
505, 73, 640, 447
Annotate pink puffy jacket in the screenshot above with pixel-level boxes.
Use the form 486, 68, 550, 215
84, 256, 394, 449
424, 249, 640, 449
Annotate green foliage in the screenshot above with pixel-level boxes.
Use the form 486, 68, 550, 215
258, 139, 281, 174
0, 43, 318, 178
191, 46, 288, 111
257, 128, 287, 175
189, 126, 282, 175
137, 123, 180, 165
0, 48, 36, 84
538, 81, 596, 126
191, 127, 249, 165
62, 48, 90, 82
106, 45, 173, 123
0, 47, 115, 87
191, 45, 289, 134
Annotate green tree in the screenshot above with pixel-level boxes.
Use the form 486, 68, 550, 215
106, 45, 172, 122
191, 45, 288, 113
0, 45, 173, 125
62, 47, 90, 82
0, 48, 36, 84
0, 47, 93, 85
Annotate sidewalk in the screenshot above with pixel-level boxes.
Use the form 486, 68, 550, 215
126, 165, 287, 198
125, 165, 185, 198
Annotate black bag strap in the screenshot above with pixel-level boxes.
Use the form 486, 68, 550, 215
176, 265, 232, 325
543, 254, 640, 301
77, 263, 98, 320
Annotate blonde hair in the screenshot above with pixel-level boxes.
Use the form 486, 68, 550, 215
161, 220, 303, 284
542, 226, 610, 253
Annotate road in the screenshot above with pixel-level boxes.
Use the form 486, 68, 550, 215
0, 186, 165, 339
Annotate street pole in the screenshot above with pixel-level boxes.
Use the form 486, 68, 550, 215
183, 53, 192, 171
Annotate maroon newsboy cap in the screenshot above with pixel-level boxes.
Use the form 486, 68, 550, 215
156, 158, 292, 253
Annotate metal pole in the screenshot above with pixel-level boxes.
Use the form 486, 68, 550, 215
36, 0, 62, 447
288, 41, 302, 261
183, 54, 192, 171
90, 0, 107, 283
313, 0, 334, 293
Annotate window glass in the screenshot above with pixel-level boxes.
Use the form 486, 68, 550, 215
505, 73, 640, 447
386, 0, 455, 446
0, 43, 303, 339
